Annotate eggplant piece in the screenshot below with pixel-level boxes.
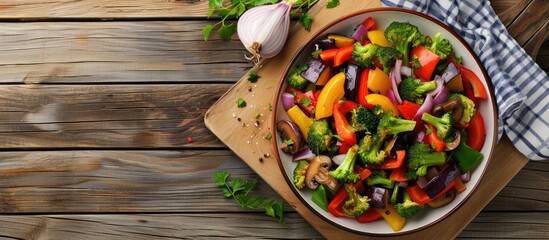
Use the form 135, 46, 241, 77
301, 58, 326, 84
317, 38, 337, 50
364, 187, 388, 209
342, 63, 361, 102
440, 62, 460, 83
385, 132, 413, 158
422, 163, 460, 198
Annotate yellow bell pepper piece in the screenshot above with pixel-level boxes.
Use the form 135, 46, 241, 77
315, 72, 346, 120
365, 94, 400, 116
375, 204, 406, 232
367, 68, 391, 95
327, 34, 356, 48
287, 105, 313, 137
367, 30, 391, 47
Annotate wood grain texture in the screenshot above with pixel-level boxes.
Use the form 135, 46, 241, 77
0, 84, 232, 148
505, 0, 549, 46
0, 0, 210, 19
0, 150, 545, 213
0, 212, 545, 239
0, 21, 249, 84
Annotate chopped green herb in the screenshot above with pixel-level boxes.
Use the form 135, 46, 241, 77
255, 113, 261, 119
283, 139, 294, 145
265, 133, 273, 140
299, 97, 311, 107
326, 0, 340, 8
248, 71, 261, 83
299, 12, 313, 31
214, 172, 285, 225
268, 103, 273, 111
412, 55, 422, 68
237, 98, 247, 108
311, 48, 323, 58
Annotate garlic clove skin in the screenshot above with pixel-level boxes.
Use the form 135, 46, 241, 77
237, 1, 291, 64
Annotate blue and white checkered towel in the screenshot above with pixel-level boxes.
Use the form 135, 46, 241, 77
381, 0, 548, 160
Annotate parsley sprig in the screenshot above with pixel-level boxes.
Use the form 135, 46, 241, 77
214, 172, 285, 225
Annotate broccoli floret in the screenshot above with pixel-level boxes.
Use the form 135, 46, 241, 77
406, 142, 446, 177
384, 21, 427, 66
342, 184, 370, 216
376, 46, 402, 74
377, 111, 417, 139
330, 145, 360, 183
350, 105, 379, 133
395, 190, 424, 218
366, 170, 395, 189
287, 72, 308, 90
307, 119, 336, 155
398, 77, 437, 103
293, 160, 309, 189
450, 94, 477, 125
427, 33, 453, 60
422, 112, 453, 140
352, 42, 378, 68
358, 134, 386, 165
358, 112, 415, 165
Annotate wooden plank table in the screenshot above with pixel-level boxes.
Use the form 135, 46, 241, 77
0, 0, 546, 239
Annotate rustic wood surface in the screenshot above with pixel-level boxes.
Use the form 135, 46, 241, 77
0, 0, 546, 239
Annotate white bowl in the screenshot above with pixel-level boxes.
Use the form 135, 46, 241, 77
272, 8, 497, 235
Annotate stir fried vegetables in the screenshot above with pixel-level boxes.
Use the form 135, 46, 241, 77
277, 16, 487, 232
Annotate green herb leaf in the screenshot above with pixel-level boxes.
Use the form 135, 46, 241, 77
412, 55, 422, 68
265, 133, 273, 140
299, 97, 311, 107
237, 98, 247, 108
219, 23, 237, 41
326, 0, 340, 8
248, 71, 261, 83
296, 63, 308, 73
253, 0, 278, 6
268, 103, 272, 111
283, 139, 294, 145
214, 172, 285, 225
299, 12, 313, 31
202, 24, 214, 41
208, 0, 224, 8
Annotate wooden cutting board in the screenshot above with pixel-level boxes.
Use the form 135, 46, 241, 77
204, 1, 528, 238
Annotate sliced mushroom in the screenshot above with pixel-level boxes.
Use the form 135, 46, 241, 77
432, 97, 463, 123
277, 120, 302, 154
305, 155, 339, 191
427, 189, 456, 208
443, 131, 461, 151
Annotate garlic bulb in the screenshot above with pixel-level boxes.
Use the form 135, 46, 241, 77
237, 1, 292, 65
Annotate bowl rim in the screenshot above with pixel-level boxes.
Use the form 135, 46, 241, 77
271, 7, 498, 236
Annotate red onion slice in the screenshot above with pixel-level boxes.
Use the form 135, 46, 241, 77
390, 66, 402, 104
292, 147, 315, 162
416, 176, 428, 189
387, 89, 397, 105
460, 172, 471, 182
398, 181, 409, 188
400, 66, 412, 77
432, 86, 450, 107
351, 24, 368, 42
429, 75, 445, 96
282, 92, 295, 111
332, 154, 346, 166
414, 93, 433, 120
416, 130, 426, 142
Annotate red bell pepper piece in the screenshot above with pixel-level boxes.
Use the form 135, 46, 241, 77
466, 112, 486, 151
406, 184, 431, 205
432, 181, 456, 200
425, 124, 446, 152
356, 208, 382, 223
334, 44, 354, 67
361, 17, 377, 31
389, 165, 411, 182
368, 150, 406, 169
397, 101, 420, 120
295, 90, 317, 116
338, 142, 352, 154
357, 69, 374, 108
333, 100, 358, 146
358, 168, 372, 182
411, 46, 440, 81
327, 186, 352, 218
460, 66, 487, 100
319, 48, 338, 62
